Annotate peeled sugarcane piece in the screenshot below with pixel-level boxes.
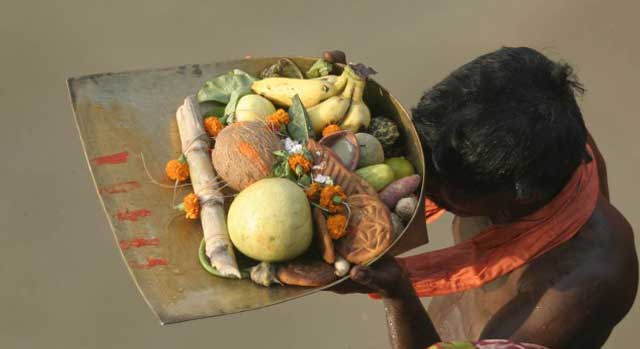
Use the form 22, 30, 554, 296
307, 139, 378, 197
313, 207, 335, 264
335, 194, 393, 265
276, 258, 339, 287
176, 96, 241, 278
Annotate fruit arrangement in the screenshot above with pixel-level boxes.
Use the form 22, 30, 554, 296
167, 52, 422, 287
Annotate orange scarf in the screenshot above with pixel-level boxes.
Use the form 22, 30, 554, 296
375, 146, 599, 298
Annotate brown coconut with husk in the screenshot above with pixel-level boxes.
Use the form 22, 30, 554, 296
211, 121, 283, 192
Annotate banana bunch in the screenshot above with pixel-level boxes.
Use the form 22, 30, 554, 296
251, 64, 374, 135
339, 67, 371, 133
251, 70, 348, 108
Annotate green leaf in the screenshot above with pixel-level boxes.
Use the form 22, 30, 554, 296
302, 149, 313, 161
295, 164, 304, 177
287, 95, 315, 143
272, 161, 286, 178
306, 59, 333, 78
197, 69, 257, 120
199, 101, 226, 119
260, 58, 304, 79
332, 195, 343, 204
299, 174, 312, 186
273, 150, 290, 158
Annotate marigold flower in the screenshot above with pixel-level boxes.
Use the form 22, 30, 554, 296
320, 185, 347, 213
305, 182, 322, 200
183, 193, 201, 219
266, 109, 290, 129
322, 124, 341, 138
204, 116, 224, 137
288, 153, 312, 174
327, 214, 348, 240
165, 159, 189, 181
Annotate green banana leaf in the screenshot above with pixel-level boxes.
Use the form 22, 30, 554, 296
287, 95, 315, 143
196, 69, 257, 120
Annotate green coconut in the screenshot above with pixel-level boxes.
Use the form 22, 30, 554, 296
355, 133, 385, 168
227, 178, 313, 262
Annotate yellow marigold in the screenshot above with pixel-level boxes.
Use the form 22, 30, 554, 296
320, 185, 347, 213
327, 214, 348, 240
322, 124, 341, 138
204, 116, 224, 137
288, 153, 312, 174
266, 109, 290, 128
165, 159, 189, 181
305, 182, 322, 200
183, 193, 200, 219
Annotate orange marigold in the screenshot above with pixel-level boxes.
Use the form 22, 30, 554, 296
319, 185, 347, 213
327, 214, 348, 240
183, 193, 200, 219
266, 109, 290, 128
288, 153, 312, 174
204, 116, 224, 137
165, 159, 190, 181
322, 124, 341, 138
305, 182, 322, 200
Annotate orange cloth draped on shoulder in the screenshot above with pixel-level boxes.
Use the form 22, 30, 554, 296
372, 145, 599, 298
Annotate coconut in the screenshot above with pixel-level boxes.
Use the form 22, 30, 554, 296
211, 121, 283, 192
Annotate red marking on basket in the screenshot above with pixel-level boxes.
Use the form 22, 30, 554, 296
116, 208, 151, 222
92, 151, 129, 166
99, 180, 141, 195
129, 257, 169, 269
119, 238, 159, 250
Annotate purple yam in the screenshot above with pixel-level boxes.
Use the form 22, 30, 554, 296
379, 174, 421, 209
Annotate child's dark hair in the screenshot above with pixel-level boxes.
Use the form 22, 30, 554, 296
413, 47, 588, 200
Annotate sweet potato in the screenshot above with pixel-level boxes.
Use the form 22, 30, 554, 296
379, 174, 421, 209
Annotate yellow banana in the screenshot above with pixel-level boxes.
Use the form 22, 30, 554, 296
340, 77, 371, 132
251, 72, 347, 108
308, 78, 355, 134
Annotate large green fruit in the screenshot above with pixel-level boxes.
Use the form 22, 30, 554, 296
355, 164, 395, 191
235, 94, 276, 122
227, 178, 312, 262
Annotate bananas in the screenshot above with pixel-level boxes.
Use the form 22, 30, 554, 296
340, 77, 371, 132
308, 79, 354, 134
251, 63, 374, 135
251, 72, 347, 108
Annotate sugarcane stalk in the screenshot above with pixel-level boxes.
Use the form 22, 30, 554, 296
176, 95, 241, 278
